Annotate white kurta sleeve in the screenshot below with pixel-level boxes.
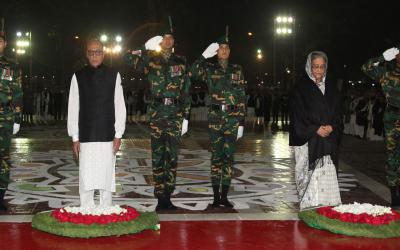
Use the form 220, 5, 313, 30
67, 74, 80, 142
114, 73, 126, 138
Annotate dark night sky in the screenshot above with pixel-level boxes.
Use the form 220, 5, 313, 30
1, 0, 399, 87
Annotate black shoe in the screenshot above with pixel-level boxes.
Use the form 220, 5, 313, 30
219, 198, 234, 208
390, 186, 400, 209
164, 194, 178, 210
220, 185, 234, 208
211, 185, 221, 207
0, 190, 6, 211
155, 196, 167, 211
0, 203, 6, 211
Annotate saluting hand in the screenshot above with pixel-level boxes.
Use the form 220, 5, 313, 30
202, 43, 219, 59
383, 47, 399, 61
145, 36, 163, 51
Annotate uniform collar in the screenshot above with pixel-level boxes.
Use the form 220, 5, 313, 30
161, 49, 173, 61
215, 60, 232, 73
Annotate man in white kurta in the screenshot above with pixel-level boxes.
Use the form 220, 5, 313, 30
67, 39, 126, 208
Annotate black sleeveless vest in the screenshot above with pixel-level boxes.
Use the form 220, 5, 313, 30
75, 64, 117, 142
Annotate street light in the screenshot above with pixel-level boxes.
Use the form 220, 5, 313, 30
16, 40, 30, 47
15, 30, 33, 85
16, 49, 26, 54
100, 33, 123, 66
112, 45, 122, 53
15, 31, 31, 50
100, 34, 108, 42
256, 49, 263, 60
275, 27, 292, 35
273, 15, 296, 89
276, 16, 294, 24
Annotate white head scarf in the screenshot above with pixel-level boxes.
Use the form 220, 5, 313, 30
305, 51, 328, 83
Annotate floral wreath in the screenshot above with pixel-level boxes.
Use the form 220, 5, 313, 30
32, 205, 159, 238
299, 203, 400, 238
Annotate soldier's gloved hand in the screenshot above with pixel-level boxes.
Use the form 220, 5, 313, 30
145, 36, 163, 51
237, 126, 244, 140
383, 47, 399, 61
181, 119, 189, 136
13, 123, 20, 135
202, 43, 219, 59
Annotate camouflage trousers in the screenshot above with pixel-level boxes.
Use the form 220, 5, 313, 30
0, 124, 12, 194
209, 116, 239, 186
150, 119, 182, 198
383, 111, 400, 186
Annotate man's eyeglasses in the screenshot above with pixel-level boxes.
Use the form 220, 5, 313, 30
312, 64, 326, 70
87, 50, 103, 57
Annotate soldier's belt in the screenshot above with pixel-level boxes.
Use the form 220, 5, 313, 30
153, 97, 179, 106
211, 104, 239, 112
387, 104, 400, 113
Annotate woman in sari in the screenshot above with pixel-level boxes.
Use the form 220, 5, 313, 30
289, 51, 342, 210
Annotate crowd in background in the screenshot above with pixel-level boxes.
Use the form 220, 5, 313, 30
20, 84, 386, 142
342, 89, 385, 140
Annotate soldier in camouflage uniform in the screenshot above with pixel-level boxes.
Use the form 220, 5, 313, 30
0, 30, 23, 211
125, 25, 191, 211
361, 46, 400, 208
191, 34, 246, 208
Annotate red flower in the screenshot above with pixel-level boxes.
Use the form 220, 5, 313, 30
51, 206, 140, 225
316, 206, 400, 226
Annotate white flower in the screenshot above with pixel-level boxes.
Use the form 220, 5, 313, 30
333, 202, 392, 216
61, 205, 128, 216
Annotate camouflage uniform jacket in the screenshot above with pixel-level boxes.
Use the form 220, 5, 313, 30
0, 56, 23, 125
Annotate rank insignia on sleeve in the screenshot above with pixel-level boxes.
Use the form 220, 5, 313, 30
231, 73, 240, 82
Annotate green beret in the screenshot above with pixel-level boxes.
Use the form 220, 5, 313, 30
160, 25, 173, 37
216, 35, 229, 45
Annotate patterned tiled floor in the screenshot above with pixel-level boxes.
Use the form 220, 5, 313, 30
0, 122, 389, 220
